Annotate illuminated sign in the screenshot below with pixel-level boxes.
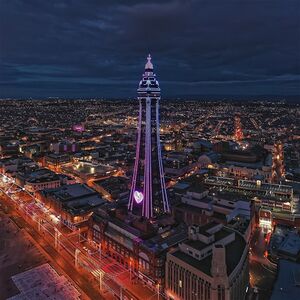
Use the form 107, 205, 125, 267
134, 191, 144, 204
259, 210, 271, 219
73, 124, 84, 132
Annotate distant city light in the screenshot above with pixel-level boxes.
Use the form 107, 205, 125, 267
73, 124, 84, 132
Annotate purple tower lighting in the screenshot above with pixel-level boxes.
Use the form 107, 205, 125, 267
128, 55, 170, 219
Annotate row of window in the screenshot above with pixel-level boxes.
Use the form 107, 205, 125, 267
32, 181, 60, 190
92, 229, 164, 278
167, 260, 211, 300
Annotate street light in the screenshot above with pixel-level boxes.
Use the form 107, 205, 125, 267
99, 270, 103, 291
157, 283, 160, 300
129, 259, 132, 281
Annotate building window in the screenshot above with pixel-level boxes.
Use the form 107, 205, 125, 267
217, 285, 225, 300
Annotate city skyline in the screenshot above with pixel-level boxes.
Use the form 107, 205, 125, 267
1, 96, 299, 300
1, 0, 300, 99
0, 2, 300, 300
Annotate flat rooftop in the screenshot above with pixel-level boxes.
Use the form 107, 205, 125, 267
142, 225, 187, 253
185, 226, 232, 251
188, 184, 208, 194
43, 183, 96, 201
271, 260, 300, 300
278, 232, 300, 257
213, 190, 250, 202
174, 182, 191, 191
175, 202, 211, 215
206, 176, 293, 195
171, 228, 246, 277
20, 169, 60, 183
225, 160, 264, 169
239, 180, 293, 194
64, 161, 115, 176
94, 176, 129, 195
8, 263, 81, 300
94, 210, 187, 254
42, 184, 106, 215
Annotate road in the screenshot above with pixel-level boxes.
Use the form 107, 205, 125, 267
249, 228, 277, 300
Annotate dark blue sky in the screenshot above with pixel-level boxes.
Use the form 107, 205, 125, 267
0, 0, 299, 98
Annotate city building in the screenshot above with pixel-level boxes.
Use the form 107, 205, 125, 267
45, 153, 71, 170
0, 140, 19, 157
88, 206, 186, 290
198, 152, 219, 169
268, 225, 300, 262
164, 151, 197, 178
165, 222, 249, 300
50, 141, 80, 154
0, 157, 38, 176
219, 147, 273, 183
20, 143, 45, 159
205, 176, 300, 230
37, 183, 106, 229
205, 176, 294, 202
270, 259, 300, 300
173, 185, 254, 242
16, 168, 61, 193
61, 161, 117, 182
92, 176, 129, 201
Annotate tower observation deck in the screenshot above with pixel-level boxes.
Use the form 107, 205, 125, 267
128, 55, 170, 219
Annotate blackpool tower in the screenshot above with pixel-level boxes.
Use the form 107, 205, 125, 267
128, 55, 170, 219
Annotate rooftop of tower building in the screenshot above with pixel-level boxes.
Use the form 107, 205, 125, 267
91, 206, 187, 253
145, 54, 153, 70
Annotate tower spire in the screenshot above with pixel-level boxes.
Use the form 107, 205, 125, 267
145, 54, 153, 70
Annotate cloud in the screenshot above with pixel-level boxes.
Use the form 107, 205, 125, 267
0, 0, 299, 97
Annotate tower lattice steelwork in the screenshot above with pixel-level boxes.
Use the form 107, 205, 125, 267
128, 55, 170, 219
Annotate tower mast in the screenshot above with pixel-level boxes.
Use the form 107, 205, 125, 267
128, 55, 170, 219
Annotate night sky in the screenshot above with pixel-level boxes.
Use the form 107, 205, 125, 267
1, 0, 299, 99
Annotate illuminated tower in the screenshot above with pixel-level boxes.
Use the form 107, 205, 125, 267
128, 55, 170, 219
272, 141, 285, 183
234, 113, 244, 141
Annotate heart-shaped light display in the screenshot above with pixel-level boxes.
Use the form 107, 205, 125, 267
134, 191, 144, 204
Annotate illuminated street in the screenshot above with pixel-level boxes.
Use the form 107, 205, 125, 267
0, 174, 160, 300
249, 229, 277, 300
0, 210, 48, 299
